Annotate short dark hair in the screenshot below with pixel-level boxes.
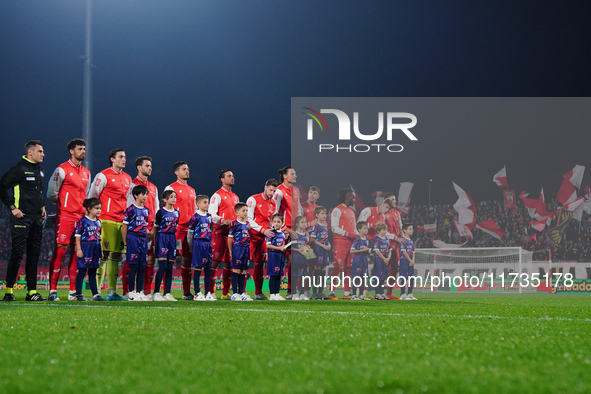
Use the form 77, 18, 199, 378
173, 161, 187, 173
309, 186, 320, 193
108, 148, 124, 167
83, 197, 101, 211
25, 140, 43, 153
381, 198, 394, 210
196, 195, 209, 204
161, 189, 176, 201
67, 138, 85, 152
234, 202, 247, 212
135, 156, 152, 168
384, 192, 395, 199
356, 221, 368, 231
278, 166, 292, 183
314, 206, 327, 216
132, 184, 149, 198
271, 213, 284, 223
265, 179, 279, 187
219, 168, 232, 181
402, 223, 413, 232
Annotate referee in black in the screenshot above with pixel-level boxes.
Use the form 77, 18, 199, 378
0, 140, 48, 301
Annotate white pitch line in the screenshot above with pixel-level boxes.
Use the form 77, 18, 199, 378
3, 303, 591, 323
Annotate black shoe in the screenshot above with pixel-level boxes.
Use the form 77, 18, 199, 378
2, 293, 16, 301
25, 293, 47, 301
182, 293, 194, 300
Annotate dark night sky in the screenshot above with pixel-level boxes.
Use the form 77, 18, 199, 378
1, 1, 590, 210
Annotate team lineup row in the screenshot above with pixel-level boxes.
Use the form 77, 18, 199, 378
0, 139, 416, 302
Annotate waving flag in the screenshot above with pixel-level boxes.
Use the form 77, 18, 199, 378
519, 191, 540, 219
564, 196, 585, 221
349, 185, 366, 211
557, 165, 585, 205
453, 182, 477, 229
371, 191, 390, 206
454, 220, 473, 239
397, 182, 414, 214
493, 166, 509, 188
476, 218, 505, 240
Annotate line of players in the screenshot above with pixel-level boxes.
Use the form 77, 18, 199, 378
46, 138, 413, 301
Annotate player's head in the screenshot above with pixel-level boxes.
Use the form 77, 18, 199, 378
294, 215, 307, 231
357, 221, 368, 235
234, 202, 248, 219
375, 222, 387, 236
67, 139, 86, 161
278, 166, 296, 184
196, 194, 209, 212
25, 140, 44, 163
402, 223, 413, 236
108, 148, 126, 169
338, 188, 355, 206
132, 185, 149, 203
161, 189, 176, 206
264, 178, 278, 199
271, 213, 284, 230
384, 192, 396, 206
314, 206, 327, 220
379, 198, 394, 214
83, 197, 101, 217
173, 161, 189, 181
308, 186, 320, 203
219, 169, 234, 188
135, 156, 152, 177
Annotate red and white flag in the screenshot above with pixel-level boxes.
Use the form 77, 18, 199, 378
476, 218, 505, 240
530, 219, 548, 232
519, 191, 539, 219
493, 166, 509, 188
557, 165, 585, 205
584, 186, 591, 215
535, 189, 554, 220
423, 223, 437, 234
564, 196, 585, 221
453, 182, 477, 229
454, 220, 473, 239
397, 182, 414, 213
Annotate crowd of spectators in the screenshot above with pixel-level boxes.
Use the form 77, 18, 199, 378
408, 198, 591, 261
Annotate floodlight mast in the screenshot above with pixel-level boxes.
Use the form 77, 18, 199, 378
82, 0, 93, 174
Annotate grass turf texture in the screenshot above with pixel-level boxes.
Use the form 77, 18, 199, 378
1, 290, 590, 393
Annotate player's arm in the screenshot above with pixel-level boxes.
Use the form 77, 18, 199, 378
154, 186, 160, 212
401, 249, 413, 265
0, 165, 24, 217
358, 208, 371, 226
88, 173, 107, 199
187, 216, 196, 252
246, 196, 262, 232
266, 240, 285, 252
121, 223, 128, 247
75, 224, 84, 257
47, 167, 65, 205
227, 236, 234, 259
331, 207, 350, 238
208, 193, 224, 224
385, 249, 392, 264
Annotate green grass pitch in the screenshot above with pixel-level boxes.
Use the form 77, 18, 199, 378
1, 290, 590, 393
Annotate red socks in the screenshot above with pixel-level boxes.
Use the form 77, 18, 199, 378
49, 246, 67, 290
181, 265, 192, 295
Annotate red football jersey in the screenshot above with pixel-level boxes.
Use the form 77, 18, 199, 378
331, 203, 357, 241
246, 192, 275, 237
165, 180, 196, 228
209, 186, 239, 227
47, 159, 91, 221
89, 168, 131, 222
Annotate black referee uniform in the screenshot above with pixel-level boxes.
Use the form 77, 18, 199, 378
0, 155, 46, 294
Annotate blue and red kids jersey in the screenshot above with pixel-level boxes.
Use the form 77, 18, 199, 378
123, 204, 150, 235
351, 237, 369, 251
155, 208, 179, 234
373, 236, 392, 257
309, 223, 329, 245
266, 230, 288, 249
228, 220, 250, 247
399, 237, 414, 262
189, 211, 212, 241
75, 216, 102, 242
294, 232, 310, 249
